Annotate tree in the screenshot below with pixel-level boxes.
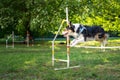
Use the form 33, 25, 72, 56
0, 0, 120, 38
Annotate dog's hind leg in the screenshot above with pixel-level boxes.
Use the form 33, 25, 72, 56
100, 39, 107, 51
100, 41, 104, 51
100, 34, 109, 48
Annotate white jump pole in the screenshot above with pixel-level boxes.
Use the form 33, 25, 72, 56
26, 31, 29, 47
12, 31, 14, 48
6, 31, 14, 48
66, 7, 70, 68
75, 46, 120, 49
6, 40, 8, 48
66, 7, 69, 25
66, 35, 70, 68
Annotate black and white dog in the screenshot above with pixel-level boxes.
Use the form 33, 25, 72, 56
62, 22, 109, 47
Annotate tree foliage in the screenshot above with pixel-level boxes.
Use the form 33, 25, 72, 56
0, 0, 120, 38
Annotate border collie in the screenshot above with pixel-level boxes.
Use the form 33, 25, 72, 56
62, 22, 109, 47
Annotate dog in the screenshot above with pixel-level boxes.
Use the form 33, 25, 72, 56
62, 22, 109, 47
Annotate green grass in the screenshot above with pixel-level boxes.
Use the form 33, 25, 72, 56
0, 38, 120, 80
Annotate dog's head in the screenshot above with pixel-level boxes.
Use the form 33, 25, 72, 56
62, 22, 79, 38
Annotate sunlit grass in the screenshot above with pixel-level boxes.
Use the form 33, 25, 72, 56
0, 37, 120, 80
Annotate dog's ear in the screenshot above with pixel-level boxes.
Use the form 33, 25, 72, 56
68, 21, 72, 28
69, 21, 72, 26
66, 25, 69, 29
79, 24, 83, 29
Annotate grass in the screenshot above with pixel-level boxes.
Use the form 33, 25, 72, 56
0, 37, 120, 80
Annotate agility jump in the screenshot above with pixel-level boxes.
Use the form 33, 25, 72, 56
52, 7, 80, 70
6, 31, 32, 48
52, 7, 120, 70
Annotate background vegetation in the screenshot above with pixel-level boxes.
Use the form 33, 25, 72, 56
0, 0, 120, 38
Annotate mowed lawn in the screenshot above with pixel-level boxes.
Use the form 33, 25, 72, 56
0, 38, 120, 80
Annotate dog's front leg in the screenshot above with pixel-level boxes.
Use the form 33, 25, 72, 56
70, 39, 76, 45
70, 37, 84, 47
70, 39, 80, 47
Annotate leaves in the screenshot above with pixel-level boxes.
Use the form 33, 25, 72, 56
0, 0, 120, 37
